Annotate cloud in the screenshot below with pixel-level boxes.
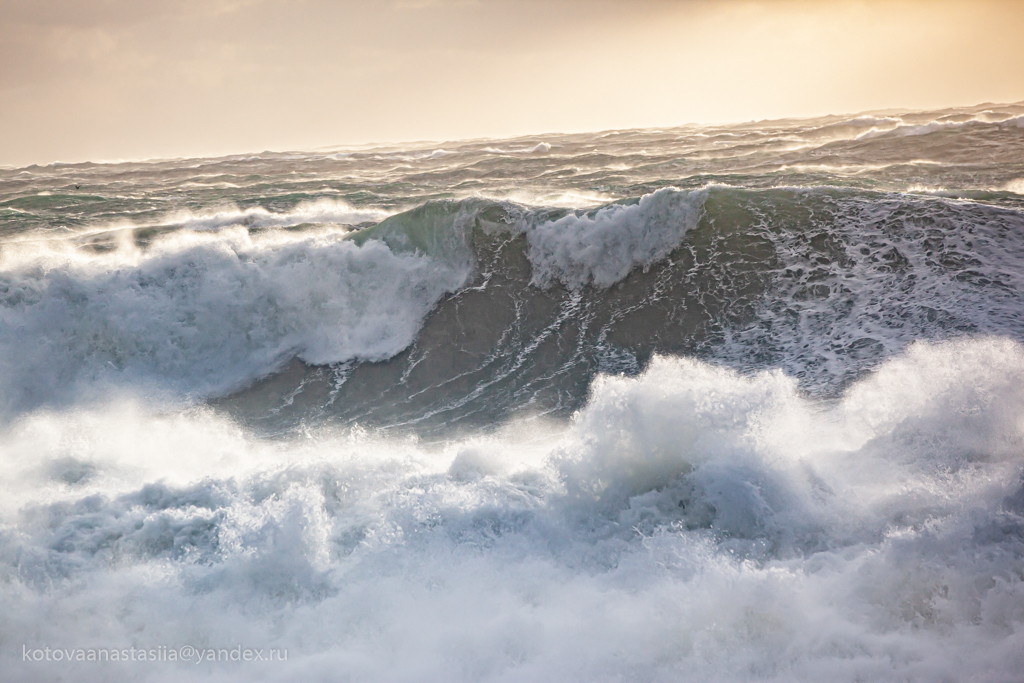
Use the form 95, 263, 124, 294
1, 0, 1023, 166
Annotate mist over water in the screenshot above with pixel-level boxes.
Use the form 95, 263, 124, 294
2, 103, 1024, 681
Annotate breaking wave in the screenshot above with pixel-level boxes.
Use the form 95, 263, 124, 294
2, 339, 1023, 681
4, 185, 1024, 428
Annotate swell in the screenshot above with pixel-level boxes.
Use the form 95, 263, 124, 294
2, 184, 1023, 425
216, 186, 1024, 436
0, 188, 705, 418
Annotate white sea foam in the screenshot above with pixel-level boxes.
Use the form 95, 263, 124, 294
854, 112, 1024, 140
522, 187, 707, 288
0, 226, 471, 415
1004, 178, 1024, 194
836, 115, 901, 128
803, 116, 902, 140
857, 120, 955, 139
366, 148, 457, 162
484, 189, 615, 209
704, 187, 1024, 391
481, 142, 552, 155
1, 339, 1022, 681
152, 198, 390, 232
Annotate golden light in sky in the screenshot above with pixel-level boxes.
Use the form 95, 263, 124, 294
1, 0, 1023, 166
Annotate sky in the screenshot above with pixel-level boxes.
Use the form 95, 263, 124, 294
2, 0, 1023, 167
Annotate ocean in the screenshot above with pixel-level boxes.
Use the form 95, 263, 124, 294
2, 102, 1024, 681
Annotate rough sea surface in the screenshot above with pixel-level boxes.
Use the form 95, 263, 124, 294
2, 103, 1024, 682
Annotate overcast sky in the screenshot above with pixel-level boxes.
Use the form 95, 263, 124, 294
2, 0, 1023, 166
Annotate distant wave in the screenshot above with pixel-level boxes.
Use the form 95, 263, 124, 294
146, 198, 391, 232
856, 112, 1024, 139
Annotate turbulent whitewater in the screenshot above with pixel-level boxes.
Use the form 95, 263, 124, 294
2, 103, 1024, 682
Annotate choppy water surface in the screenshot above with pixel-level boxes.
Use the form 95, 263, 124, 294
2, 103, 1024, 682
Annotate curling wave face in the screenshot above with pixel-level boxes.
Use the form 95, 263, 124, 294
1, 102, 1024, 682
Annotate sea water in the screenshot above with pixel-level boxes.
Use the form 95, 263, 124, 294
2, 103, 1024, 681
